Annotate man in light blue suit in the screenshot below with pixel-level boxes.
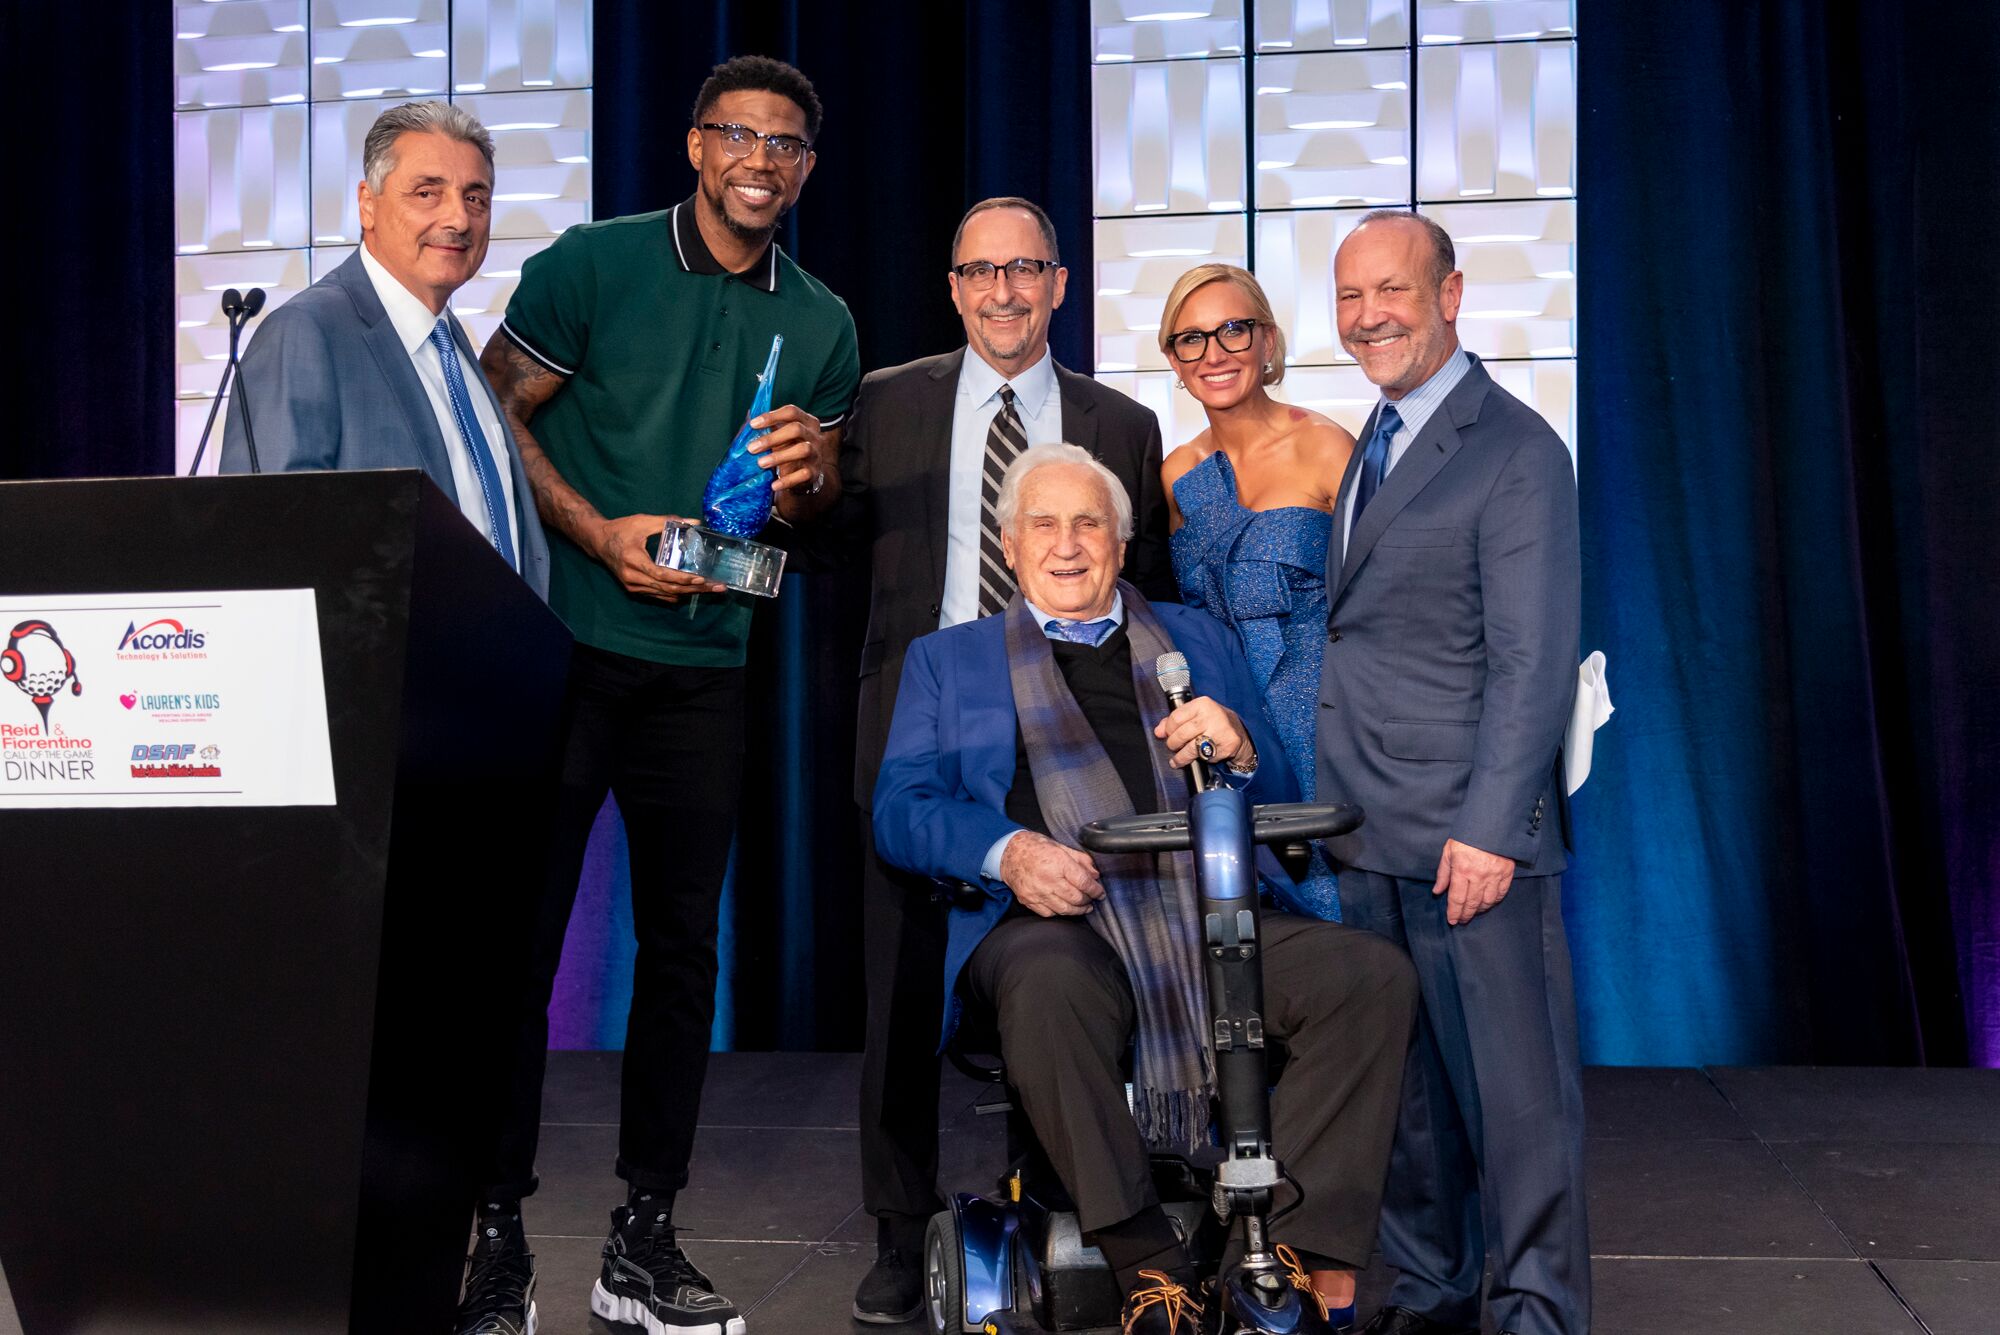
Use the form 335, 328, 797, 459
222, 100, 549, 599
1317, 211, 1586, 1335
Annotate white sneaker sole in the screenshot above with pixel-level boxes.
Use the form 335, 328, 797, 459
525, 1303, 538, 1335
590, 1279, 746, 1335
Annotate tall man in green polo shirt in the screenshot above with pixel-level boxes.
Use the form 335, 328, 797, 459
455, 55, 859, 1335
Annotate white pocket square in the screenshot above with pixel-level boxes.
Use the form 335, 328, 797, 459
1565, 650, 1614, 796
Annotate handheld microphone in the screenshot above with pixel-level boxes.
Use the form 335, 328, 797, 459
1154, 651, 1214, 793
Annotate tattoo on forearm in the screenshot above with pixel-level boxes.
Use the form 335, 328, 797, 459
482, 338, 602, 546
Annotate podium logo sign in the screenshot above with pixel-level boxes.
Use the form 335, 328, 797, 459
116, 618, 209, 661
0, 590, 334, 809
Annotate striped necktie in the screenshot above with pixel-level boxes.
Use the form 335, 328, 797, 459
977, 384, 1028, 616
427, 318, 517, 569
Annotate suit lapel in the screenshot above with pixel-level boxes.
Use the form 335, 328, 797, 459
338, 252, 461, 504
1056, 362, 1100, 455
958, 617, 1019, 807
922, 348, 966, 604
1332, 360, 1491, 604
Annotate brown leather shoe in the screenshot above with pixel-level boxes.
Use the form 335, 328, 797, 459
1121, 1269, 1202, 1334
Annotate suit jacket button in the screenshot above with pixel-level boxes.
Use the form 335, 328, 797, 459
929, 602, 940, 616
1327, 627, 1341, 643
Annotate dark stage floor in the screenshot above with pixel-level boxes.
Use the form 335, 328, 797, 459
3, 1058, 1996, 1334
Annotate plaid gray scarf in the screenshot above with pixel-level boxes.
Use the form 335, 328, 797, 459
1004, 582, 1213, 1148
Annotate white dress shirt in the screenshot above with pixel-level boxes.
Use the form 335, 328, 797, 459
357, 242, 518, 563
940, 347, 1064, 629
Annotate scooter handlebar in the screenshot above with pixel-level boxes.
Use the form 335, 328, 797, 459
1078, 800, 1362, 854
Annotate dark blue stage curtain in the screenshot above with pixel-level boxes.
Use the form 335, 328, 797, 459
584, 0, 1094, 1050
0, 7, 173, 481
1574, 3, 2000, 1065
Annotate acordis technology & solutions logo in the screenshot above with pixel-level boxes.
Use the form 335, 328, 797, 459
115, 616, 209, 662
130, 741, 222, 780
1, 619, 96, 784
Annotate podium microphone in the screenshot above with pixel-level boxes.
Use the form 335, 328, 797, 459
186, 286, 268, 477
1154, 650, 1215, 793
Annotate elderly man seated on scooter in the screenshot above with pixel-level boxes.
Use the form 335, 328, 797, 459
873, 444, 1417, 1334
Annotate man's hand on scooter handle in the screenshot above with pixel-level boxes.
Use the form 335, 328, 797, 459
1154, 696, 1252, 770
1001, 832, 1105, 918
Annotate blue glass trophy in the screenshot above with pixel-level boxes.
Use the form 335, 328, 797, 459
655, 334, 790, 597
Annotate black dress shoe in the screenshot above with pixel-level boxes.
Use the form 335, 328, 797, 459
852, 1245, 924, 1324
1360, 1307, 1479, 1335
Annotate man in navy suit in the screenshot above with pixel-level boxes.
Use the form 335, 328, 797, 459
221, 100, 549, 599
876, 444, 1415, 1334
1316, 211, 1586, 1335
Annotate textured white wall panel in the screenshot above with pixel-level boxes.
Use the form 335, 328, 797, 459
1254, 0, 1408, 53
1092, 1, 1244, 63
1253, 50, 1411, 208
1094, 60, 1248, 216
1416, 40, 1574, 201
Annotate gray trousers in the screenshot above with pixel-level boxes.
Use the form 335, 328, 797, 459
1339, 870, 1591, 1335
961, 910, 1417, 1269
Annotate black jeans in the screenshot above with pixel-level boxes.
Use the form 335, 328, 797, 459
485, 643, 747, 1199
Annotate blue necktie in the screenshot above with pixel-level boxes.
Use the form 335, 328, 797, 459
428, 318, 517, 569
1351, 402, 1403, 526
1046, 618, 1116, 646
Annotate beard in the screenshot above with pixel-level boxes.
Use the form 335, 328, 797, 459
973, 300, 1036, 364
703, 175, 788, 243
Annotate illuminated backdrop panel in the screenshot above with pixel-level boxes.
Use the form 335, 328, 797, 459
1091, 0, 1575, 447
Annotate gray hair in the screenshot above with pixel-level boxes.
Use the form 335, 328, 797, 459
363, 101, 496, 192
995, 443, 1135, 541
1354, 208, 1457, 289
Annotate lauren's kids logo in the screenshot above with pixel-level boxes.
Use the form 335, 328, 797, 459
116, 617, 209, 661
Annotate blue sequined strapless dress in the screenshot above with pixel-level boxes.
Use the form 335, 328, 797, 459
1170, 449, 1341, 920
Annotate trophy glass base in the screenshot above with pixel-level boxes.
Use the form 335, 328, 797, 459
655, 519, 787, 598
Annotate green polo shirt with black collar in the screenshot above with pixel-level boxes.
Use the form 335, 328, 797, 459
500, 196, 860, 667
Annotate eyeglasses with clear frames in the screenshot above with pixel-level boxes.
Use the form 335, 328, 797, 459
949, 258, 1060, 289
698, 122, 812, 167
1166, 318, 1263, 363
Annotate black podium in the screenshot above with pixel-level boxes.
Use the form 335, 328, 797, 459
0, 471, 572, 1334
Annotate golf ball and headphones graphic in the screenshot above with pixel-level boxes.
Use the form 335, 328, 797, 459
2, 620, 83, 729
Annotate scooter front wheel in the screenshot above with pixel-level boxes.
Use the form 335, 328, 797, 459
925, 1210, 968, 1334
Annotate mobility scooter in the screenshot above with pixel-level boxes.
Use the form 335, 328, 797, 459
923, 654, 1364, 1335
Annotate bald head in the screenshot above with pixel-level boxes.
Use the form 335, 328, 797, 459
1335, 209, 1464, 399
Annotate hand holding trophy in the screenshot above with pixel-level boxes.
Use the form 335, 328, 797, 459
655, 334, 789, 597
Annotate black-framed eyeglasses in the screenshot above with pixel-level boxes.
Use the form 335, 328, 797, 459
949, 257, 1060, 289
698, 122, 812, 167
1166, 318, 1263, 363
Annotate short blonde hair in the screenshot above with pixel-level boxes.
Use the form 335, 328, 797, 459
1156, 263, 1286, 387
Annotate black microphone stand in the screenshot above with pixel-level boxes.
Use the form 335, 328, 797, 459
186, 287, 266, 476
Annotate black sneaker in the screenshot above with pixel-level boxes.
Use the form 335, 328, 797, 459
453, 1216, 537, 1335
851, 1245, 923, 1324
591, 1204, 746, 1335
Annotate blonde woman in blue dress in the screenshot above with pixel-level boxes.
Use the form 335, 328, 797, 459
1160, 264, 1355, 924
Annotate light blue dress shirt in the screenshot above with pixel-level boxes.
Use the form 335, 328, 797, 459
941, 349, 1063, 629
1340, 345, 1472, 556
